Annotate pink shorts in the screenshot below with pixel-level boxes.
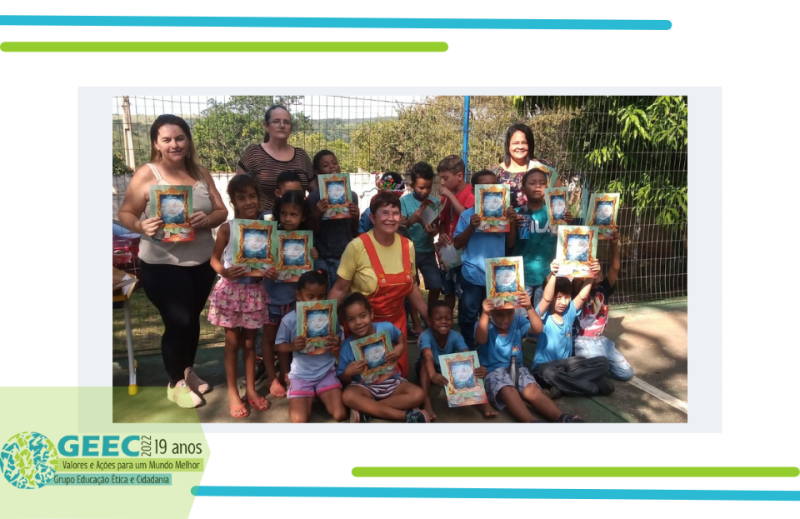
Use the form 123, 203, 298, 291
288, 368, 342, 399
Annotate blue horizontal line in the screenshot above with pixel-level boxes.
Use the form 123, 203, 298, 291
191, 486, 800, 501
0, 16, 671, 30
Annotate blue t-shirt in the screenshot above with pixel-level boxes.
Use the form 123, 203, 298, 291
263, 278, 297, 306
453, 207, 507, 286
533, 301, 578, 368
276, 310, 339, 380
336, 322, 402, 383
418, 329, 468, 368
512, 205, 557, 286
475, 315, 534, 373
400, 194, 439, 253
358, 208, 373, 234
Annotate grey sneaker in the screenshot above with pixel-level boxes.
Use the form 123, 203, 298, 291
405, 408, 430, 423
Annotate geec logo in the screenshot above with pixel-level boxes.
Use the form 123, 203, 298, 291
0, 431, 59, 489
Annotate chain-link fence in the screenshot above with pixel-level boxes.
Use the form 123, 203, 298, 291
112, 95, 688, 355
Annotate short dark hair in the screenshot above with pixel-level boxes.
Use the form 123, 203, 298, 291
226, 173, 263, 217
377, 171, 405, 192
554, 277, 573, 297
297, 270, 328, 292
409, 162, 434, 184
276, 170, 303, 189
369, 191, 401, 215
437, 155, 465, 175
312, 150, 336, 171
428, 300, 452, 318
343, 292, 371, 313
503, 123, 535, 166
521, 168, 548, 187
470, 170, 496, 187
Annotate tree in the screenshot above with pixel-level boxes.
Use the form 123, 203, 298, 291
192, 96, 307, 172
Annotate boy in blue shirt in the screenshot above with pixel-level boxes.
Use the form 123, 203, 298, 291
476, 292, 582, 423
533, 260, 614, 399
415, 301, 491, 420
453, 170, 518, 349
401, 162, 443, 335
337, 293, 429, 423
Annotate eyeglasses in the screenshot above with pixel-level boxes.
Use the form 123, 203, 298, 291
269, 119, 292, 127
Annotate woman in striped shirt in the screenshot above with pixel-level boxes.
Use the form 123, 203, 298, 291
236, 105, 317, 213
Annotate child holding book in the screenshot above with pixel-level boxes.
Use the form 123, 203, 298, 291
437, 155, 474, 310
358, 172, 407, 234
452, 170, 518, 349
573, 231, 634, 381
337, 293, 430, 423
308, 150, 359, 290
533, 260, 614, 398
208, 173, 271, 418
475, 293, 582, 422
275, 270, 347, 423
260, 190, 319, 398
506, 168, 572, 304
416, 301, 493, 420
400, 162, 443, 335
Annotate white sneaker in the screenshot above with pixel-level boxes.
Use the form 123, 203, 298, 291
167, 380, 203, 408
184, 367, 211, 394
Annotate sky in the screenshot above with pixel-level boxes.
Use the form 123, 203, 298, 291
111, 95, 430, 120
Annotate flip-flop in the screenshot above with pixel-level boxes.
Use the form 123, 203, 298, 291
558, 413, 584, 423
230, 401, 250, 419
247, 396, 270, 412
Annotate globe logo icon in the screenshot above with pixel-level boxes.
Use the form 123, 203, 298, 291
1, 432, 59, 489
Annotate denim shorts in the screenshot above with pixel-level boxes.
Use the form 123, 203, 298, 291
267, 303, 293, 326
439, 264, 462, 296
415, 251, 443, 290
484, 366, 539, 411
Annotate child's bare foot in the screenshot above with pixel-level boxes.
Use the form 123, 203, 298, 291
268, 377, 287, 398
479, 402, 498, 418
423, 400, 436, 421
229, 393, 249, 418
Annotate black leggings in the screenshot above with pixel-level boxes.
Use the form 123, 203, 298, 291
139, 259, 217, 385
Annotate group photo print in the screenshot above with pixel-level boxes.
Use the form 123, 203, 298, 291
111, 94, 688, 425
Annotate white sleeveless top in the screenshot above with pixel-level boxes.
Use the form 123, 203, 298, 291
138, 163, 215, 266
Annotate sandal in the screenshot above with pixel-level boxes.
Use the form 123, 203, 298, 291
230, 401, 250, 419
248, 396, 270, 412
269, 378, 287, 398
558, 413, 584, 423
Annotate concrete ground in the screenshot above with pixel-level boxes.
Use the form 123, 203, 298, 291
112, 300, 687, 424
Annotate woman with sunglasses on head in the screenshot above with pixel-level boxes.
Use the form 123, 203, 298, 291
236, 105, 317, 213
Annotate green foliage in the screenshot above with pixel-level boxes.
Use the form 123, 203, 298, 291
193, 96, 304, 172
516, 96, 688, 233
113, 153, 132, 176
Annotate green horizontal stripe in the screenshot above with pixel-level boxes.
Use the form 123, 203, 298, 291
352, 467, 800, 478
0, 41, 448, 52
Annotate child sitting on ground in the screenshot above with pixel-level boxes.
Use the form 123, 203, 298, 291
416, 301, 492, 421
532, 260, 614, 399
337, 293, 430, 423
573, 231, 634, 381
275, 270, 347, 423
476, 293, 583, 423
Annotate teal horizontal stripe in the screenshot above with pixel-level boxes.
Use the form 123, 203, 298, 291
0, 42, 447, 53
0, 16, 672, 30
191, 486, 800, 501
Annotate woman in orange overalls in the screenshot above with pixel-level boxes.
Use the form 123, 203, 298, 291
329, 192, 430, 378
